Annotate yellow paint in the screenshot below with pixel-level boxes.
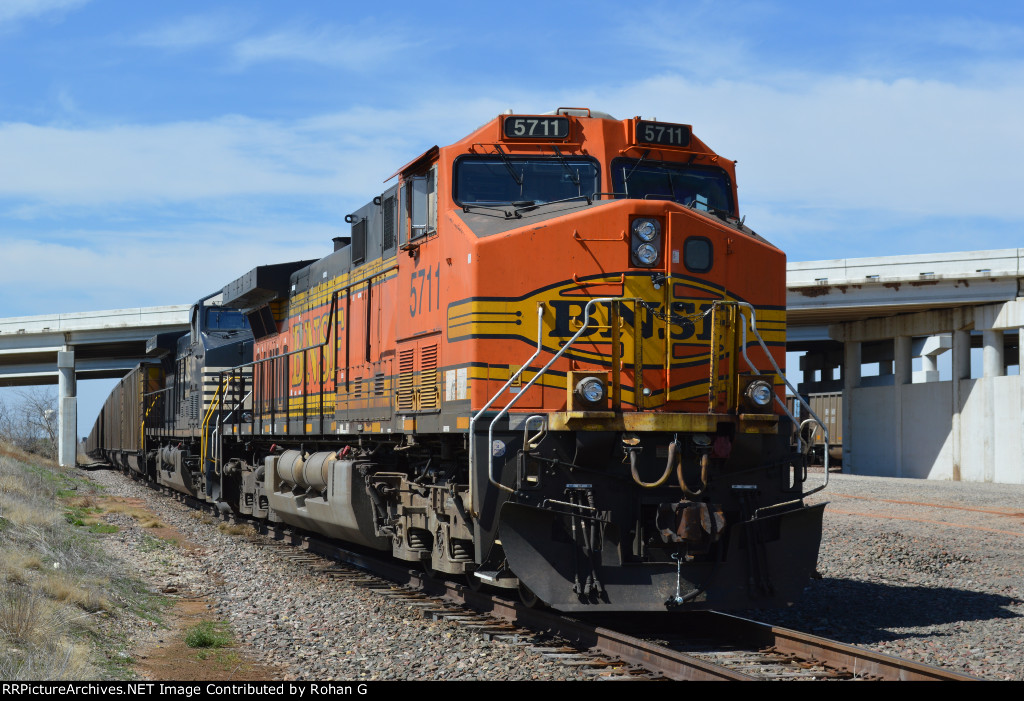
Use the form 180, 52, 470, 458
447, 278, 785, 370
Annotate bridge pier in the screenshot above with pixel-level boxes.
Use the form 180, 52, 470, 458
57, 347, 77, 467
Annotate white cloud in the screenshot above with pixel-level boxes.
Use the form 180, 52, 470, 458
577, 74, 1024, 220
889, 17, 1024, 55
0, 117, 365, 205
0, 0, 87, 24
0, 99, 511, 209
232, 22, 420, 70
132, 12, 246, 50
0, 232, 331, 316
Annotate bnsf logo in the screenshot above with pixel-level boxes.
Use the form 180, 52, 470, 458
548, 300, 713, 342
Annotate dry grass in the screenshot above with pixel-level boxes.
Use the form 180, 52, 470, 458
217, 522, 256, 537
65, 495, 98, 510
0, 587, 50, 644
0, 587, 95, 679
0, 549, 45, 583
0, 443, 57, 467
0, 474, 28, 496
188, 510, 216, 525
1, 496, 61, 529
38, 573, 110, 613
0, 443, 140, 679
97, 501, 152, 520
188, 511, 217, 525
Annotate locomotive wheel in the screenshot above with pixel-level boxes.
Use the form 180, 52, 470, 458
518, 582, 542, 608
419, 561, 445, 586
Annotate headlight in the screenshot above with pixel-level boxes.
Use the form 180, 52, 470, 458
635, 243, 659, 265
744, 380, 774, 408
575, 376, 606, 403
632, 218, 660, 242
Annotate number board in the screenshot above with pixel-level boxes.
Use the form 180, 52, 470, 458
502, 115, 570, 140
636, 120, 691, 147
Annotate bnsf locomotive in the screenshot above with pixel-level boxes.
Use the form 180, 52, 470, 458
87, 108, 826, 612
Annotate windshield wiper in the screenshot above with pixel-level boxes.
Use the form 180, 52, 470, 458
493, 144, 523, 186
550, 145, 580, 187
623, 149, 651, 184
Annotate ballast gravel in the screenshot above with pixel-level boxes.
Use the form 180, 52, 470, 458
86, 469, 591, 681
86, 467, 1024, 681
738, 471, 1024, 681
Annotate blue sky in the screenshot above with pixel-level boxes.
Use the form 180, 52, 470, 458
2, 0, 1024, 428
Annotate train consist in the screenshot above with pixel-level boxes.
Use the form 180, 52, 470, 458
87, 108, 827, 612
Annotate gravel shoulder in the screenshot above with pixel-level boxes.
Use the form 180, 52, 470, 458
83, 466, 1024, 681
738, 471, 1024, 680
82, 467, 590, 681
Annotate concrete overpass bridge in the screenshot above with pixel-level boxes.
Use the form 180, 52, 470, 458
0, 306, 190, 466
786, 248, 1023, 484
2, 248, 1021, 481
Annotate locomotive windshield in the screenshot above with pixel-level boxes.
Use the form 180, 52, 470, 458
611, 158, 734, 214
204, 307, 249, 331
454, 156, 599, 205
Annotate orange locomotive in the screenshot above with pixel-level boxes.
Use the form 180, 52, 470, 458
131, 108, 827, 611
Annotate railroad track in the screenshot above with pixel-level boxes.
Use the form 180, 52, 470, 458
158, 482, 979, 681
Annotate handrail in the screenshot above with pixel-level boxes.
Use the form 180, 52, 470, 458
483, 297, 627, 494
221, 390, 253, 424
469, 304, 546, 499
733, 301, 829, 497
140, 395, 160, 455
219, 290, 338, 431
199, 379, 227, 477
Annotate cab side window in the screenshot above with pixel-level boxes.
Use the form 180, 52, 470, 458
405, 165, 437, 240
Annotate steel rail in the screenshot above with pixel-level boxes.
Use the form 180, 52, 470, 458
147, 479, 981, 682
699, 612, 980, 681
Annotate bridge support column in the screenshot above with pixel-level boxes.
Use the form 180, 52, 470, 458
842, 340, 860, 472
982, 329, 1005, 377
57, 347, 77, 467
893, 335, 912, 478
951, 329, 971, 482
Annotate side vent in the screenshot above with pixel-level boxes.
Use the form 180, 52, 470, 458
352, 218, 367, 265
397, 348, 416, 412
383, 196, 396, 251
419, 343, 439, 411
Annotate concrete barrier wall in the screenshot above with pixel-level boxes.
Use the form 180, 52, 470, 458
901, 382, 953, 480
850, 376, 1023, 484
849, 386, 897, 476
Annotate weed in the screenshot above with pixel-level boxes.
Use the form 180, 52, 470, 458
99, 501, 153, 520
184, 620, 233, 649
0, 587, 49, 645
139, 534, 169, 552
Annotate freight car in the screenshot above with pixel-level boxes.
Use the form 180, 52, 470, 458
787, 392, 842, 466
88, 108, 828, 612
